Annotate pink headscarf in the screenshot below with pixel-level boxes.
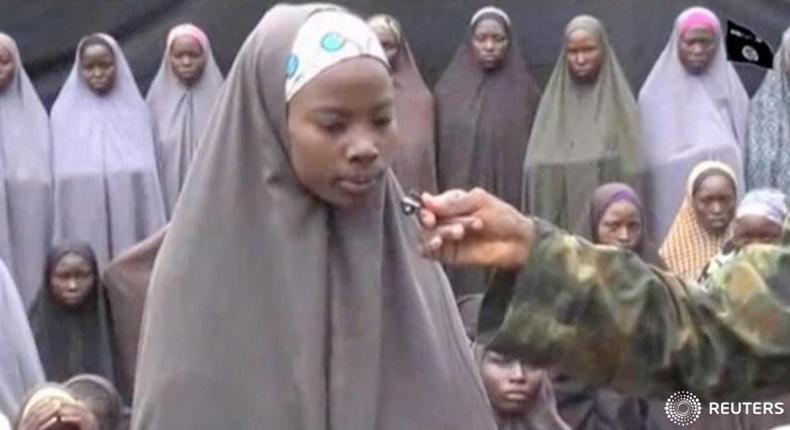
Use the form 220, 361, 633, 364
166, 24, 209, 50
678, 7, 718, 35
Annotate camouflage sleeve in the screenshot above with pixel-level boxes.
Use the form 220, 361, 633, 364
478, 218, 790, 402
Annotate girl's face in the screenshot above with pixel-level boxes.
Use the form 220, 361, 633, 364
50, 252, 95, 308
566, 28, 603, 84
731, 215, 783, 249
471, 18, 509, 71
168, 35, 207, 87
692, 173, 736, 236
287, 57, 396, 208
678, 26, 717, 75
0, 43, 15, 93
80, 42, 116, 95
480, 351, 543, 417
596, 200, 643, 250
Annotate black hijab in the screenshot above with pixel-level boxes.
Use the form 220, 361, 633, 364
29, 242, 116, 384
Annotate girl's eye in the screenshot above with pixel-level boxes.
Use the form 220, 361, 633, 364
320, 121, 346, 135
373, 116, 392, 129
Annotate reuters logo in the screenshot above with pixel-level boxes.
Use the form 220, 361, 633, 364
665, 391, 702, 426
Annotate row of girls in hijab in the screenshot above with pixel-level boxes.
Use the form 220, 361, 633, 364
0, 23, 222, 313
85, 5, 790, 430
373, 5, 790, 430
0, 23, 223, 429
428, 5, 783, 297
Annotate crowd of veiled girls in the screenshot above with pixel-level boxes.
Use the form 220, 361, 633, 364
0, 3, 789, 430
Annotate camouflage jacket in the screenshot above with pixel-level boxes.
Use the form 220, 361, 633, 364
478, 218, 790, 403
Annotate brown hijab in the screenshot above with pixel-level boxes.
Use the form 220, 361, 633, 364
434, 7, 540, 295
434, 7, 540, 207
368, 14, 437, 193
101, 226, 166, 401
131, 4, 494, 429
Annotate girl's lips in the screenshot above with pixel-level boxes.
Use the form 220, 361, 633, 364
337, 173, 382, 195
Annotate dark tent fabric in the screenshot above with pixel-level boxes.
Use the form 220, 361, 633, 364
0, 0, 786, 109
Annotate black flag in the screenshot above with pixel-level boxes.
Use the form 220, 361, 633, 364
726, 20, 774, 69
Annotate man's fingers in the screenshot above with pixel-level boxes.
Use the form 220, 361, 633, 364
422, 189, 486, 218
438, 215, 483, 231
418, 208, 436, 228
420, 235, 443, 258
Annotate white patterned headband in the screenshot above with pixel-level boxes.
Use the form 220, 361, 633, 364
470, 6, 511, 28
285, 9, 389, 102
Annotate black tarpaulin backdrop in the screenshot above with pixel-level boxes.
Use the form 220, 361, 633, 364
1, 0, 788, 108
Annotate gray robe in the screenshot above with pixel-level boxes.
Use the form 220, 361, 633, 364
0, 33, 52, 309
145, 25, 222, 217
51, 33, 166, 269
0, 258, 44, 417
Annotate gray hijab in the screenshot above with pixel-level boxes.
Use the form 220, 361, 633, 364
51, 33, 166, 268
0, 33, 52, 309
132, 5, 495, 429
523, 16, 641, 231
146, 24, 223, 217
0, 258, 44, 418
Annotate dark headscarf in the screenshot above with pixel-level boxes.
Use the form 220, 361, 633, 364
131, 5, 495, 429
435, 6, 540, 206
434, 6, 540, 296
523, 16, 641, 231
368, 14, 437, 193
29, 243, 116, 384
582, 182, 665, 268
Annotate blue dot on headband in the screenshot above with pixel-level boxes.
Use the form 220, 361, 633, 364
285, 54, 299, 78
321, 32, 345, 52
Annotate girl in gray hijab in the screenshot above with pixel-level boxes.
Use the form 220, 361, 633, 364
0, 34, 52, 309
51, 34, 166, 268
523, 16, 641, 231
132, 5, 495, 429
146, 24, 223, 217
